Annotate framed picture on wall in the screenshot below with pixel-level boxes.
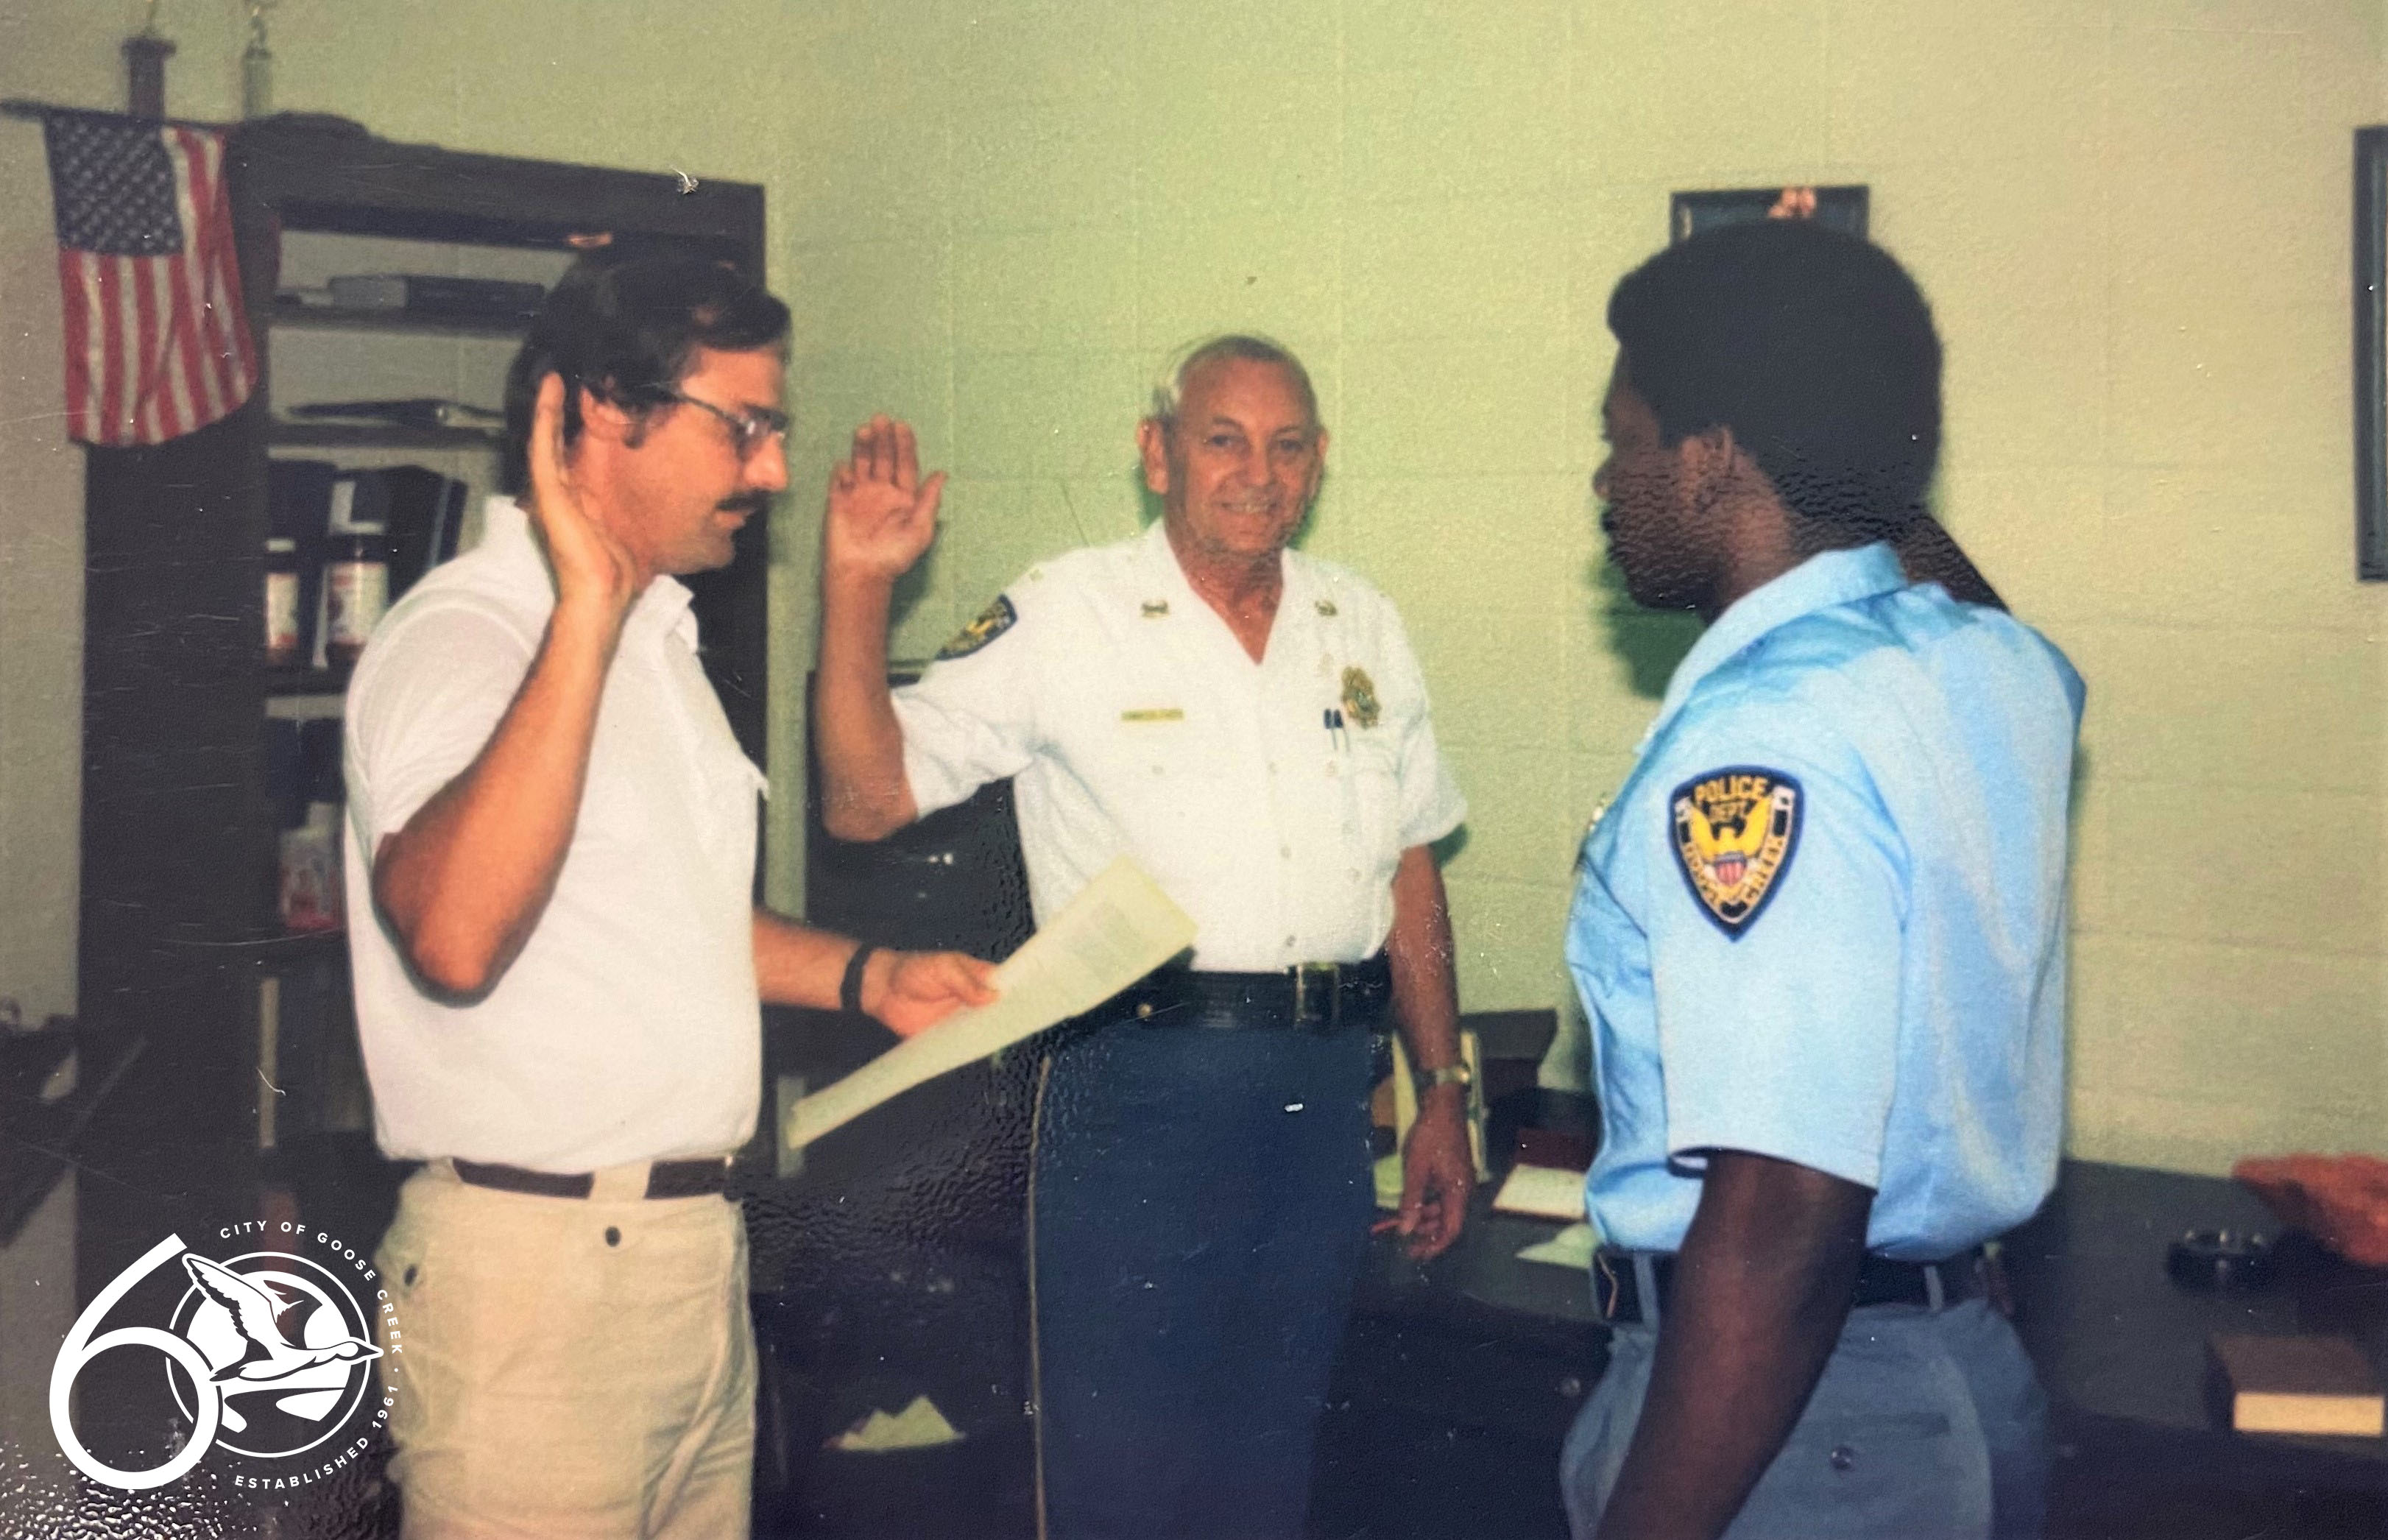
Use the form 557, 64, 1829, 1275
1670, 185, 1868, 246
2353, 127, 2388, 579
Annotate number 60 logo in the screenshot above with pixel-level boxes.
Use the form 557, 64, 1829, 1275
49, 1229, 384, 1492
50, 1235, 222, 1491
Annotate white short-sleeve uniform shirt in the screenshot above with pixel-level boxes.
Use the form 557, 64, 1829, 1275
342, 498, 769, 1173
894, 521, 1466, 973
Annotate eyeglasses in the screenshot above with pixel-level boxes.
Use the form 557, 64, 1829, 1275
660, 389, 790, 459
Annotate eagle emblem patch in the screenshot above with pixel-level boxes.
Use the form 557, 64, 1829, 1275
1340, 666, 1381, 730
936, 595, 1017, 660
1670, 767, 1801, 939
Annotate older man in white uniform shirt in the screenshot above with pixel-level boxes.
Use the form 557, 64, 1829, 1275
812, 335, 1474, 1540
345, 254, 992, 1539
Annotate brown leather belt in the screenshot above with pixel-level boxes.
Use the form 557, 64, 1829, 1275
1593, 1246, 1987, 1325
451, 1156, 730, 1201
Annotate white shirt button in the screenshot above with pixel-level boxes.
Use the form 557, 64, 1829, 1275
1280, 846, 1292, 859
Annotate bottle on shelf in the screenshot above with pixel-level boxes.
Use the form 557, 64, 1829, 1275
264, 536, 303, 667
323, 520, 389, 668
278, 799, 344, 934
275, 720, 346, 935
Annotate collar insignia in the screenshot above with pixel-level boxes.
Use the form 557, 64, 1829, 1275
1141, 599, 1169, 618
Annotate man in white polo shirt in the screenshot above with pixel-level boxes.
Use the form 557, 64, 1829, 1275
343, 254, 994, 1539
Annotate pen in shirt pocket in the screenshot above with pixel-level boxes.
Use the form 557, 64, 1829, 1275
1323, 707, 1347, 753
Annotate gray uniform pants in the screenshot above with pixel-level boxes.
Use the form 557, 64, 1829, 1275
1561, 1296, 2049, 1540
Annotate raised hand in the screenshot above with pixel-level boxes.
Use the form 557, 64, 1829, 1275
525, 372, 643, 627
823, 414, 948, 587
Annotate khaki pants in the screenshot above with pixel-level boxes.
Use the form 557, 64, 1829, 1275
373, 1162, 755, 1539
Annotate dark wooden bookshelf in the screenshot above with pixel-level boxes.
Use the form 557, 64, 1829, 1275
262, 660, 353, 698
249, 927, 349, 972
271, 297, 531, 337
267, 420, 503, 451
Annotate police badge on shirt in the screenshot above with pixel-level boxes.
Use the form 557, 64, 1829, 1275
1670, 766, 1801, 939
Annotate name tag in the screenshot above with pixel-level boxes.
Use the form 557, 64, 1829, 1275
1121, 708, 1185, 723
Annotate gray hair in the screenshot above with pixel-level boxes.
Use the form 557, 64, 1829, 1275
1147, 333, 1320, 428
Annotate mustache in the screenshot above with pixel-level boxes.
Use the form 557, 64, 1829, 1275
716, 492, 774, 517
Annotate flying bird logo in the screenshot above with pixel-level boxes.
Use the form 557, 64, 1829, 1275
176, 1254, 381, 1436
1670, 767, 1802, 938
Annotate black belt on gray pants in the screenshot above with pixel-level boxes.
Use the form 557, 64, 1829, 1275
1110, 953, 1392, 1033
1594, 1245, 1985, 1326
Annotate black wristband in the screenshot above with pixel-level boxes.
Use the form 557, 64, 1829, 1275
839, 942, 879, 1018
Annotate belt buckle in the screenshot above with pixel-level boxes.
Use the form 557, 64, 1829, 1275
1291, 961, 1340, 1030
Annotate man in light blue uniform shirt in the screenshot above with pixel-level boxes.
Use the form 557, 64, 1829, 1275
1561, 219, 2083, 1540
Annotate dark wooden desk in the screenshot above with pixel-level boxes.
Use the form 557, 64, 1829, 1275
1311, 1175, 1603, 1538
1313, 1154, 2388, 1540
2004, 1161, 2388, 1537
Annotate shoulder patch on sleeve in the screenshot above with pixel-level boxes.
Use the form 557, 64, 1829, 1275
936, 594, 1017, 660
1669, 766, 1801, 939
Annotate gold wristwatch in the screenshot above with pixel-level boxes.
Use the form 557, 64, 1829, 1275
1415, 1062, 1473, 1092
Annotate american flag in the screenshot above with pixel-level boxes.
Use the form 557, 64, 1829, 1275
41, 110, 256, 445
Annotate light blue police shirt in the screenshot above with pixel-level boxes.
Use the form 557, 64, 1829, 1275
1567, 543, 2084, 1260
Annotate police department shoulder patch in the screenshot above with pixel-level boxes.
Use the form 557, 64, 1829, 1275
1669, 766, 1801, 939
936, 595, 1017, 660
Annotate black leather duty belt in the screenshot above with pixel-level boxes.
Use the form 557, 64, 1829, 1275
1593, 1245, 1985, 1326
1112, 953, 1393, 1033
451, 1157, 730, 1201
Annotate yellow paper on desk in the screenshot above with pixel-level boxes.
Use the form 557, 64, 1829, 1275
1516, 1221, 1597, 1270
1494, 1163, 1591, 1222
784, 857, 1197, 1150
829, 1394, 964, 1452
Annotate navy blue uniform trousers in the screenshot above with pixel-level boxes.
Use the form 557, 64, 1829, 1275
1029, 1016, 1377, 1540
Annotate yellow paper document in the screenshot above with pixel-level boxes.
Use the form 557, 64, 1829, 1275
1493, 1163, 1591, 1222
783, 857, 1198, 1150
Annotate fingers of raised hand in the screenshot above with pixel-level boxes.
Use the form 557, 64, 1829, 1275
916, 471, 948, 525
855, 415, 895, 485
529, 374, 570, 501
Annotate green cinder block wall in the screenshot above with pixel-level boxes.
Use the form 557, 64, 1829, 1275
768, 0, 2388, 1176
6, 1, 2385, 1193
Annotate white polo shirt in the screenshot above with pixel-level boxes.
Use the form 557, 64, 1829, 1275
342, 498, 767, 1172
894, 520, 1466, 972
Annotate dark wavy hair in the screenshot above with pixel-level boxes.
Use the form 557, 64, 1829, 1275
498, 251, 791, 495
1607, 219, 1941, 540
